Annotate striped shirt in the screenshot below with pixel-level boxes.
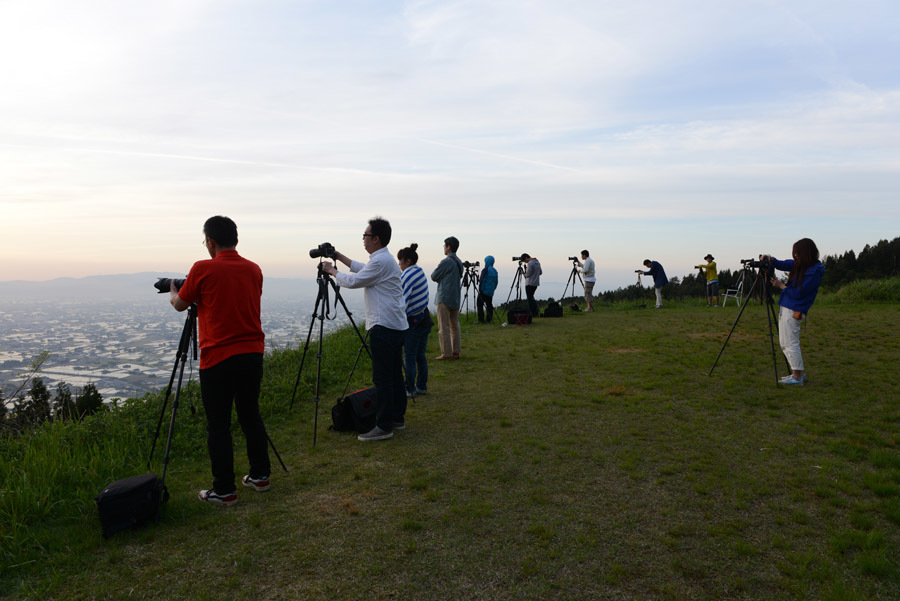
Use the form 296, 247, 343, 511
400, 264, 429, 316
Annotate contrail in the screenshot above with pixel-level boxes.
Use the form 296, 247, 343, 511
419, 138, 583, 173
0, 142, 399, 178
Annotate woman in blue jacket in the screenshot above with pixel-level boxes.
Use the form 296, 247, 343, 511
477, 255, 498, 323
764, 238, 825, 386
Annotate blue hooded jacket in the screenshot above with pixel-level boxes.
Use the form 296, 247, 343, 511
479, 255, 498, 296
772, 258, 825, 314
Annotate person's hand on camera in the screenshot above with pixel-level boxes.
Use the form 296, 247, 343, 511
169, 280, 189, 311
321, 261, 337, 276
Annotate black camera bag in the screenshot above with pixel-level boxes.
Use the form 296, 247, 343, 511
96, 473, 168, 538
506, 306, 532, 325
543, 301, 563, 317
331, 387, 377, 433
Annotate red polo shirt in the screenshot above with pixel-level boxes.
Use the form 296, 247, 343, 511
177, 249, 265, 369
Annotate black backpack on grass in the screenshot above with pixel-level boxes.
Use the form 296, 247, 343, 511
96, 473, 168, 538
331, 388, 377, 433
543, 301, 563, 317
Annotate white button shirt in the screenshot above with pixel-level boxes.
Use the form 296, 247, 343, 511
335, 247, 408, 331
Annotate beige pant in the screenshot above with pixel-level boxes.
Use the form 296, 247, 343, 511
778, 306, 805, 371
584, 281, 595, 303
436, 303, 461, 357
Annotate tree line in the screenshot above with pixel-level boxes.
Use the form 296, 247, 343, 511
0, 352, 106, 435
582, 236, 900, 304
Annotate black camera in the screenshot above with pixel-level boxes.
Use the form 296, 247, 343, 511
634, 270, 643, 274
568, 256, 578, 262
740, 257, 770, 269
154, 278, 185, 294
512, 256, 523, 262
309, 242, 336, 260
463, 260, 480, 268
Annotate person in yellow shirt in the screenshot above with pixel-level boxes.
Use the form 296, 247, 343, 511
696, 254, 719, 307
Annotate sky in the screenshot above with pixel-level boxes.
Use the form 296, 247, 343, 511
1, 0, 898, 292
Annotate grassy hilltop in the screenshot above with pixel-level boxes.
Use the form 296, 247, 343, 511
2, 297, 900, 600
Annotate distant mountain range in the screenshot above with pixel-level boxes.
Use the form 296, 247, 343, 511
0, 272, 321, 302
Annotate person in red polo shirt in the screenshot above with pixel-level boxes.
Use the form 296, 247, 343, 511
170, 216, 270, 506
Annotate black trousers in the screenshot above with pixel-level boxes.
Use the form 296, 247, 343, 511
199, 353, 270, 494
525, 285, 539, 317
477, 292, 494, 323
369, 325, 406, 431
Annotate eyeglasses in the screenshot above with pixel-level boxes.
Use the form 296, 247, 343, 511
362, 233, 376, 239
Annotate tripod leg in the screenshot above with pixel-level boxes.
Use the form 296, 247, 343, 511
765, 299, 780, 384
709, 271, 762, 376
331, 280, 371, 359
290, 284, 327, 411
338, 332, 370, 401
311, 309, 327, 447
148, 308, 194, 468
160, 325, 193, 486
266, 431, 288, 472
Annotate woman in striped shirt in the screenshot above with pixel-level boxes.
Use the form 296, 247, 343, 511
397, 243, 433, 396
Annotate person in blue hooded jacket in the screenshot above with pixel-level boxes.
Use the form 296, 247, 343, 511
477, 255, 499, 323
762, 238, 825, 387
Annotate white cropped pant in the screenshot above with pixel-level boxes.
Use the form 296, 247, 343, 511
778, 306, 805, 371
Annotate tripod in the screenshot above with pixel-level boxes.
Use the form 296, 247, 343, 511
148, 304, 287, 488
561, 259, 585, 304
460, 263, 480, 322
632, 272, 647, 308
290, 262, 371, 445
708, 265, 790, 386
503, 260, 527, 318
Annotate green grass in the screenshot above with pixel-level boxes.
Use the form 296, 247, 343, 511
830, 277, 900, 303
2, 302, 900, 600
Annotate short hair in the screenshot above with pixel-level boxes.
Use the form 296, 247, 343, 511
368, 217, 392, 247
643, 259, 652, 267
520, 253, 531, 260
203, 216, 238, 248
397, 243, 419, 265
581, 250, 590, 257
444, 236, 459, 253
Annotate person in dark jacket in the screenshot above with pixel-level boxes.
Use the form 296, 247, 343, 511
762, 238, 825, 386
477, 255, 498, 323
638, 259, 668, 308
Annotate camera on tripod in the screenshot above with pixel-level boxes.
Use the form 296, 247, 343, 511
568, 256, 579, 262
740, 257, 769, 269
154, 278, 185, 293
309, 242, 336, 260
463, 260, 480, 268
741, 256, 775, 278
512, 256, 524, 262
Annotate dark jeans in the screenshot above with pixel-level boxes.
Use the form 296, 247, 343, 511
525, 285, 539, 317
477, 292, 494, 323
403, 321, 431, 393
199, 353, 269, 494
369, 325, 406, 431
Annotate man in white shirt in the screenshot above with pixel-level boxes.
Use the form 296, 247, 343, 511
321, 217, 408, 441
575, 249, 596, 312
